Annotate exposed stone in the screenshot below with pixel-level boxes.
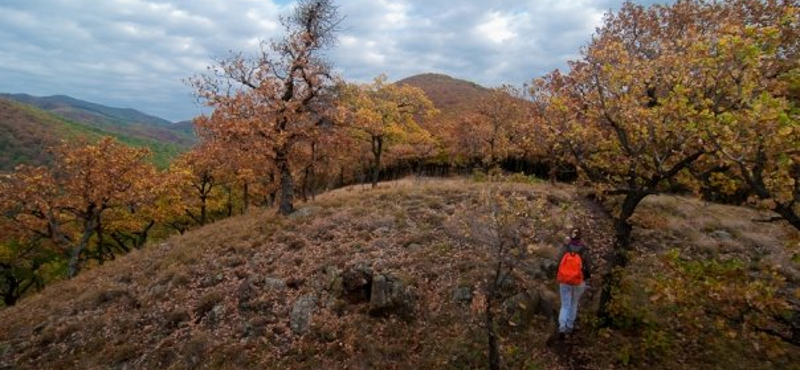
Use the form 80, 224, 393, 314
290, 294, 318, 335
369, 274, 414, 318
199, 273, 224, 288
264, 277, 286, 291
501, 291, 540, 329
289, 206, 320, 220
237, 278, 258, 311
453, 285, 473, 305
709, 230, 733, 240
538, 259, 558, 279
535, 288, 559, 321
341, 263, 373, 303
322, 265, 343, 293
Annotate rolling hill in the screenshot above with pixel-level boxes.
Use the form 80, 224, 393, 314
0, 97, 192, 171
0, 94, 196, 147
395, 73, 490, 113
0, 178, 796, 370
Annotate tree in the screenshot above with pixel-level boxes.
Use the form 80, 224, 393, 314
170, 143, 231, 227
530, 1, 799, 322
190, 0, 342, 215
0, 138, 161, 279
0, 167, 63, 306
455, 86, 527, 170
461, 187, 546, 370
54, 138, 159, 277
697, 0, 800, 231
527, 70, 583, 183
342, 75, 437, 188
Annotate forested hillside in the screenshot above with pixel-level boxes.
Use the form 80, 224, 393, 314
0, 97, 191, 170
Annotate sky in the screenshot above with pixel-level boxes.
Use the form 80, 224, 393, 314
0, 0, 667, 122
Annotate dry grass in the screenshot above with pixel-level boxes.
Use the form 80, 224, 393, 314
0, 177, 797, 370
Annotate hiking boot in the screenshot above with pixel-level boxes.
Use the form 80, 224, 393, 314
558, 332, 566, 340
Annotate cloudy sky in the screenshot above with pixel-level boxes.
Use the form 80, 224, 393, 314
0, 0, 666, 122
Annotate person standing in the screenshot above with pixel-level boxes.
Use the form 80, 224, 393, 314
556, 228, 592, 339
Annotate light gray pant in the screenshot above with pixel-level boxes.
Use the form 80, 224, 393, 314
559, 282, 586, 332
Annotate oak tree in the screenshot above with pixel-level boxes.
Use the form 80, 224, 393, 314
190, 0, 342, 215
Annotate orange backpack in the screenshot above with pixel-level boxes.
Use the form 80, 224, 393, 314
557, 251, 583, 285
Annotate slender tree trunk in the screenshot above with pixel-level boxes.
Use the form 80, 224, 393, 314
2, 272, 19, 306
68, 206, 99, 278
774, 203, 800, 231
371, 135, 383, 189
486, 293, 500, 370
276, 151, 295, 215
135, 220, 155, 248
200, 193, 208, 226
243, 182, 249, 214
3, 292, 18, 306
225, 185, 233, 217
597, 191, 647, 324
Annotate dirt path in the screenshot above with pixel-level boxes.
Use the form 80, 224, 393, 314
546, 193, 616, 370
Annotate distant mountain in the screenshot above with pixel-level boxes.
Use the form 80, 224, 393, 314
0, 93, 196, 147
0, 97, 190, 171
395, 73, 491, 114
0, 93, 172, 127
170, 120, 196, 137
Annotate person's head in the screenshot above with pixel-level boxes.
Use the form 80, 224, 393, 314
569, 228, 581, 240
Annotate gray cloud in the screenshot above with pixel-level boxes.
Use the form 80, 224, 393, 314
0, 0, 669, 121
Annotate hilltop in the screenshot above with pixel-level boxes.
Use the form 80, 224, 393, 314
396, 74, 490, 113
1, 178, 796, 370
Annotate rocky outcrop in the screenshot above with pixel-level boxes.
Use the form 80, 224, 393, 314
290, 294, 318, 335
369, 274, 414, 318
330, 262, 415, 319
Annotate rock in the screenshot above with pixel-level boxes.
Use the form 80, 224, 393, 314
341, 263, 373, 303
539, 259, 558, 279
709, 230, 733, 240
199, 273, 224, 288
535, 288, 559, 321
264, 277, 286, 291
501, 291, 540, 329
237, 278, 257, 311
290, 294, 318, 335
242, 317, 269, 338
453, 285, 473, 305
289, 206, 320, 220
322, 266, 343, 292
369, 274, 414, 318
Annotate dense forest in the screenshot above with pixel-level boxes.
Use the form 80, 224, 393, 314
1, 0, 798, 369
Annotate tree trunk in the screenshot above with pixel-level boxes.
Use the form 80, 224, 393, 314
486, 292, 500, 370
243, 182, 249, 214
371, 135, 383, 189
200, 193, 208, 226
277, 152, 295, 215
597, 191, 646, 325
774, 202, 800, 231
68, 206, 99, 278
2, 272, 19, 306
226, 185, 233, 217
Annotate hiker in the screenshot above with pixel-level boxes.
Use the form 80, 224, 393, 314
556, 228, 592, 338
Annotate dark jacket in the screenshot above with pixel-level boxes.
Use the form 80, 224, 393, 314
556, 239, 592, 281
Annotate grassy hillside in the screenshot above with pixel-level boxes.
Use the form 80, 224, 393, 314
1, 178, 796, 370
0, 97, 189, 170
